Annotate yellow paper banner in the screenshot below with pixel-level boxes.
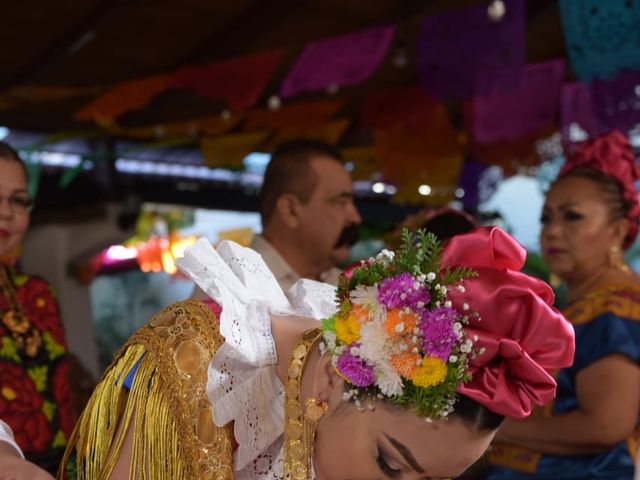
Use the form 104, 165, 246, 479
262, 119, 350, 152
245, 98, 344, 130
108, 113, 243, 140
200, 131, 270, 168
341, 146, 380, 181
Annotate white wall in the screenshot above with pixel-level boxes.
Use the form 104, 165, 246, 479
21, 204, 126, 378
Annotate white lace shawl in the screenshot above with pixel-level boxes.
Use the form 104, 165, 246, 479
176, 238, 336, 480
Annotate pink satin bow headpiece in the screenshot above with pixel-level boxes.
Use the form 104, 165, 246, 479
442, 227, 575, 419
560, 130, 640, 248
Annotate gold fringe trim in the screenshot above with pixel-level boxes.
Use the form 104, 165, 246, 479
58, 300, 234, 480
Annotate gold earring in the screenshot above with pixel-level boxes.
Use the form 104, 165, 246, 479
304, 398, 328, 423
609, 246, 630, 273
303, 398, 327, 474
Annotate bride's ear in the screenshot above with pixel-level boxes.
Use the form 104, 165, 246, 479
312, 354, 344, 408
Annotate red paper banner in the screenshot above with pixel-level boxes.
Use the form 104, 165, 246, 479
362, 85, 439, 134
172, 49, 284, 111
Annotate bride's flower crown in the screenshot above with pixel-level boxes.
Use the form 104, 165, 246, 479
320, 229, 480, 419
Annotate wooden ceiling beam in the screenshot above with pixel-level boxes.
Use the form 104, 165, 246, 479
175, 0, 311, 67
0, 0, 127, 90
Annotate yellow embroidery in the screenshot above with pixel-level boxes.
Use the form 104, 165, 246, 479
42, 400, 57, 421
1, 386, 16, 401
52, 429, 67, 448
0, 337, 19, 362
565, 284, 640, 325
42, 331, 65, 360
28, 365, 48, 392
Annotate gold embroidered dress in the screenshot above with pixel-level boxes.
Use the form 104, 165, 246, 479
59, 239, 336, 480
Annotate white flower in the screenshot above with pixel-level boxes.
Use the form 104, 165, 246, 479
375, 361, 404, 397
457, 285, 466, 293
449, 354, 458, 363
358, 323, 389, 364
426, 272, 436, 282
460, 339, 473, 353
462, 303, 470, 311
376, 249, 395, 262
444, 301, 452, 308
350, 285, 379, 307
323, 331, 337, 351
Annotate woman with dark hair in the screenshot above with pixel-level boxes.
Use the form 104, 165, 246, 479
488, 131, 640, 479
0, 142, 75, 478
60, 227, 574, 479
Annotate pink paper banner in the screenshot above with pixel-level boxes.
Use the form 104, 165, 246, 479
279, 25, 396, 98
560, 82, 608, 143
473, 60, 565, 144
416, 0, 525, 101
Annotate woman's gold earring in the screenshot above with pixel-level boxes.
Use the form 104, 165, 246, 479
303, 398, 328, 473
304, 398, 328, 422
609, 246, 630, 273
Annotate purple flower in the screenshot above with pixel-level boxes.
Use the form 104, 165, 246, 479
420, 307, 458, 361
378, 273, 430, 310
336, 346, 375, 387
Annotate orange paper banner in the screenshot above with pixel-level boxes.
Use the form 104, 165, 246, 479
75, 74, 172, 123
374, 105, 463, 204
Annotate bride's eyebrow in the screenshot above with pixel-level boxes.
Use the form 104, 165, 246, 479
383, 433, 425, 474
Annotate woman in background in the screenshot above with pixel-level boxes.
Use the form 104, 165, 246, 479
488, 130, 640, 479
0, 142, 75, 477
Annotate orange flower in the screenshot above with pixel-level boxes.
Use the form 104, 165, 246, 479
351, 304, 371, 323
391, 350, 421, 378
384, 309, 417, 337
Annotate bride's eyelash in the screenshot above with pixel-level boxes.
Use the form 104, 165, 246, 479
376, 447, 402, 478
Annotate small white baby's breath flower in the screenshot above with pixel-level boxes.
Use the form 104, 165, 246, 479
457, 285, 466, 293
462, 303, 470, 311
444, 301, 452, 308
426, 272, 436, 282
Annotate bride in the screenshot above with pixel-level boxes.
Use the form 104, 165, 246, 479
59, 227, 575, 479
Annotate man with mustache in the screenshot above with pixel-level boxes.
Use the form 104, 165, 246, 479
250, 139, 362, 291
